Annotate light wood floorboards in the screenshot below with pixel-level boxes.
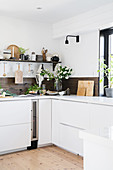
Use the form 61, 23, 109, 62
0, 145, 83, 170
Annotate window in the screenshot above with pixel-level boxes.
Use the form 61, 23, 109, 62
100, 28, 113, 96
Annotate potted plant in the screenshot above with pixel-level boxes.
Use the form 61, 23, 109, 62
25, 84, 41, 95
40, 64, 73, 91
98, 55, 113, 97
19, 47, 29, 60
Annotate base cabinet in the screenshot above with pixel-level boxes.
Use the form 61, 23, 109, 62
0, 100, 31, 154
38, 99, 52, 146
52, 99, 89, 155
52, 100, 60, 146
59, 123, 83, 156
0, 124, 31, 153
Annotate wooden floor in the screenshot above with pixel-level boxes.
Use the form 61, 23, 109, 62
0, 145, 83, 170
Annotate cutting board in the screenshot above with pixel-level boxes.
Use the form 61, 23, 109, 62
0, 96, 13, 98
77, 81, 94, 96
15, 64, 23, 84
7, 45, 19, 59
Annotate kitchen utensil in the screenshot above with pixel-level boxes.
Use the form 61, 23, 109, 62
59, 91, 65, 96
66, 88, 70, 95
15, 64, 23, 84
20, 54, 25, 60
46, 90, 59, 95
77, 81, 94, 96
3, 49, 11, 59
41, 48, 48, 61
51, 56, 59, 62
36, 55, 43, 61
31, 52, 36, 61
28, 64, 31, 73
77, 87, 86, 96
3, 63, 6, 77
7, 45, 19, 59
24, 55, 29, 60
0, 96, 13, 98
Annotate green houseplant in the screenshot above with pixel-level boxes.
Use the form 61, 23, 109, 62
40, 64, 73, 91
19, 47, 29, 60
25, 84, 41, 95
98, 55, 113, 97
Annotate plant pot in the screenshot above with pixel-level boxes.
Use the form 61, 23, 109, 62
105, 88, 113, 97
54, 79, 62, 92
20, 54, 25, 60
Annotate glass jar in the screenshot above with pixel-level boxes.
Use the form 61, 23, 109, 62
54, 79, 62, 92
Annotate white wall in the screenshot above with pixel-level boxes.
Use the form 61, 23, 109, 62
53, 2, 113, 38
59, 31, 99, 77
0, 16, 59, 77
53, 2, 113, 78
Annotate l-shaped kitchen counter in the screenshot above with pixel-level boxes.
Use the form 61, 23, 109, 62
1, 95, 113, 156
1, 95, 113, 105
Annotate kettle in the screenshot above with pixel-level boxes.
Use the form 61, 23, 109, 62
51, 56, 59, 62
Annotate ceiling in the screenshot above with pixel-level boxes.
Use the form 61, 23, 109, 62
0, 0, 113, 23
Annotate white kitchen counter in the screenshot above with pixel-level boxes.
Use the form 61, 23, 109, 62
1, 95, 113, 107
79, 126, 113, 170
79, 126, 113, 148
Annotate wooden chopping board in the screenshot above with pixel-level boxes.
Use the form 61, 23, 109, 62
0, 96, 13, 98
15, 64, 23, 84
7, 45, 19, 59
77, 81, 94, 96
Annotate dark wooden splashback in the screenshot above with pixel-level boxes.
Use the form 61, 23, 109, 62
62, 77, 99, 96
0, 77, 99, 96
0, 78, 36, 95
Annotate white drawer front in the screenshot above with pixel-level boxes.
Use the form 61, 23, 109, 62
0, 100, 31, 126
59, 123, 83, 156
0, 123, 31, 153
58, 100, 90, 130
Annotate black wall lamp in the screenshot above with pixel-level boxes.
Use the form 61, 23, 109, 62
65, 35, 79, 44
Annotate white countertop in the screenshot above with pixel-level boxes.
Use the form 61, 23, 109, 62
79, 126, 113, 148
1, 95, 113, 106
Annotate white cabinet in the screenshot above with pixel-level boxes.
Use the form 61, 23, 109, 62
90, 104, 113, 130
38, 99, 52, 146
52, 100, 60, 146
0, 124, 31, 153
0, 100, 31, 126
59, 100, 90, 130
59, 123, 83, 156
52, 99, 89, 155
0, 100, 31, 154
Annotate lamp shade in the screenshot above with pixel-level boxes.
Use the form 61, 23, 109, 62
76, 36, 79, 43
65, 39, 69, 44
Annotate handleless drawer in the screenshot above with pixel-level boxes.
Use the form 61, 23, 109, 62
58, 100, 90, 130
0, 123, 31, 153
0, 100, 31, 126
59, 123, 83, 156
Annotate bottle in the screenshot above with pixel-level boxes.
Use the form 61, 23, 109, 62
31, 52, 36, 61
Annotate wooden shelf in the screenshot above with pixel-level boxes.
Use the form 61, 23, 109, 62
0, 59, 61, 70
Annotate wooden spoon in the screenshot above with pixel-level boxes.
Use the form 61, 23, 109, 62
3, 63, 6, 77
28, 64, 31, 73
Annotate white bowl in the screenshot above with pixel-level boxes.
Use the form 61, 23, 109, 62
59, 91, 65, 96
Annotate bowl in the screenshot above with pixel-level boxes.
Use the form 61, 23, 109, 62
59, 91, 65, 96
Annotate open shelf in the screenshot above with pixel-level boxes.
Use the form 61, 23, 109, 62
0, 59, 61, 70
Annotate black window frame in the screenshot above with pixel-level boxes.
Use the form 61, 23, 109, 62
100, 28, 113, 96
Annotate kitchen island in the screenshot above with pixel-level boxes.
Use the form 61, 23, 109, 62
79, 127, 113, 170
1, 95, 113, 156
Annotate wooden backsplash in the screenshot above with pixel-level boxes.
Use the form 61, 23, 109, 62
0, 77, 99, 96
0, 78, 36, 95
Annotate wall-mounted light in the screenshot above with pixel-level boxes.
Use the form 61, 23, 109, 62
65, 35, 79, 44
